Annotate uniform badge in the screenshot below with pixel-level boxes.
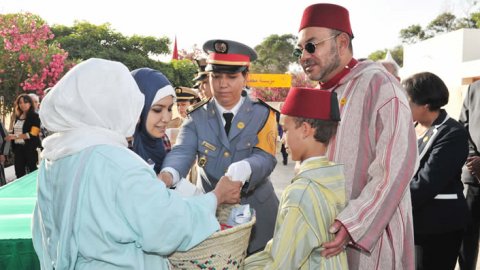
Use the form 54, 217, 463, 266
198, 156, 207, 167
214, 41, 228, 53
201, 141, 217, 151
423, 135, 429, 143
237, 122, 245, 129
340, 97, 347, 106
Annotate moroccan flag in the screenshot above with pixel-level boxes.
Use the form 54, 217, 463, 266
172, 36, 179, 60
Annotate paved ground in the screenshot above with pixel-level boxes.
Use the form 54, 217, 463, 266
270, 153, 296, 199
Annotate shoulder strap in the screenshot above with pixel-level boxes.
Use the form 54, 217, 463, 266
252, 97, 279, 114
187, 97, 211, 115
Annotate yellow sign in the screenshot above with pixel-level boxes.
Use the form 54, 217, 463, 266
248, 74, 292, 88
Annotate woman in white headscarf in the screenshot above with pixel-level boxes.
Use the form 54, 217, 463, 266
32, 58, 241, 270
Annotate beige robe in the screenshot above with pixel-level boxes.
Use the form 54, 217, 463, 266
326, 61, 418, 270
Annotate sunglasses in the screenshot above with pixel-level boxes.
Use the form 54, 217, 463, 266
293, 34, 339, 59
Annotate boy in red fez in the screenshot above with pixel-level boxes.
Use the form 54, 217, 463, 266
296, 3, 417, 270
245, 87, 348, 269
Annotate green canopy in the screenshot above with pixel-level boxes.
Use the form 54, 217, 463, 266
0, 171, 40, 270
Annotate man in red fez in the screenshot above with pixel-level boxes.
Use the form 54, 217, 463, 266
296, 3, 417, 270
245, 88, 348, 269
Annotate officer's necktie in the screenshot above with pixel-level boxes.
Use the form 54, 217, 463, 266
223, 112, 234, 135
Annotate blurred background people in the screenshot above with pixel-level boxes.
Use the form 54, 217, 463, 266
5, 94, 41, 178
404, 72, 469, 270
192, 57, 213, 99
131, 67, 176, 174
458, 79, 480, 270
277, 102, 288, 165
167, 86, 199, 146
0, 121, 8, 186
28, 93, 40, 112
168, 86, 199, 128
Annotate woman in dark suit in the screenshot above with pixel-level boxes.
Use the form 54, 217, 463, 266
5, 94, 41, 178
404, 72, 469, 270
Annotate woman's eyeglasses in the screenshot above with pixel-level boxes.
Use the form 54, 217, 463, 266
293, 34, 339, 59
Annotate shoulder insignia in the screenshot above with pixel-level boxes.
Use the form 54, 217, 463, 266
255, 108, 278, 156
187, 97, 211, 115
253, 97, 279, 113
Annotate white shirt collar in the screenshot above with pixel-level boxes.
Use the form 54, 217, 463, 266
215, 96, 245, 124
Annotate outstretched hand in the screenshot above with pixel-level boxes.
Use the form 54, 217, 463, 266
321, 220, 351, 258
158, 171, 173, 187
467, 156, 480, 178
213, 176, 242, 205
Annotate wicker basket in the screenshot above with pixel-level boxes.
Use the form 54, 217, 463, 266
168, 204, 256, 270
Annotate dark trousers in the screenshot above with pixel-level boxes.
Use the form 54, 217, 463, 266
459, 184, 480, 270
415, 229, 464, 270
280, 143, 288, 164
0, 164, 5, 186
13, 144, 38, 178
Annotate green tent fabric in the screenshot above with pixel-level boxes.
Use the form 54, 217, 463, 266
0, 171, 40, 270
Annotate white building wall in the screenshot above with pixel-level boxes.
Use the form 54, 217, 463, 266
402, 29, 480, 119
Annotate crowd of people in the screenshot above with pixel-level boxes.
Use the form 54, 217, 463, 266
0, 2, 477, 270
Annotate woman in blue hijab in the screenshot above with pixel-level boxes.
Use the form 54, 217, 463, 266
131, 68, 176, 174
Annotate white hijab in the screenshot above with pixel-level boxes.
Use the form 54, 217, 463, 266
39, 58, 144, 160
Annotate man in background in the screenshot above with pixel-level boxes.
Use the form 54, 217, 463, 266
458, 80, 480, 270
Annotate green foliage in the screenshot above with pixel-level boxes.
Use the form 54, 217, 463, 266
50, 21, 195, 87
455, 17, 478, 28
51, 21, 168, 66
399, 10, 480, 46
368, 50, 386, 61
399, 24, 426, 44
426, 12, 457, 35
472, 12, 480, 28
251, 34, 297, 74
367, 46, 403, 66
169, 60, 198, 87
390, 46, 404, 66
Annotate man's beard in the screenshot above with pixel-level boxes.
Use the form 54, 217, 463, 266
303, 44, 341, 82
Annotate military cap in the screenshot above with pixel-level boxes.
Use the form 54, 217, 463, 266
281, 87, 340, 121
192, 81, 201, 89
175, 86, 199, 102
193, 58, 208, 82
203, 39, 257, 74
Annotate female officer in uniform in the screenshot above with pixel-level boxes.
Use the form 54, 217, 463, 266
160, 39, 279, 254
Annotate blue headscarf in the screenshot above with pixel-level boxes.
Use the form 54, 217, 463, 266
131, 68, 176, 174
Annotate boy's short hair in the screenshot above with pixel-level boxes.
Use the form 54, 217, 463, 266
292, 117, 338, 145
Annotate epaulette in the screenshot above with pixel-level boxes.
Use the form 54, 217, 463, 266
187, 97, 211, 115
253, 97, 279, 113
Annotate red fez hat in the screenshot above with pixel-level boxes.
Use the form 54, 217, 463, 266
299, 3, 354, 38
281, 87, 340, 121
